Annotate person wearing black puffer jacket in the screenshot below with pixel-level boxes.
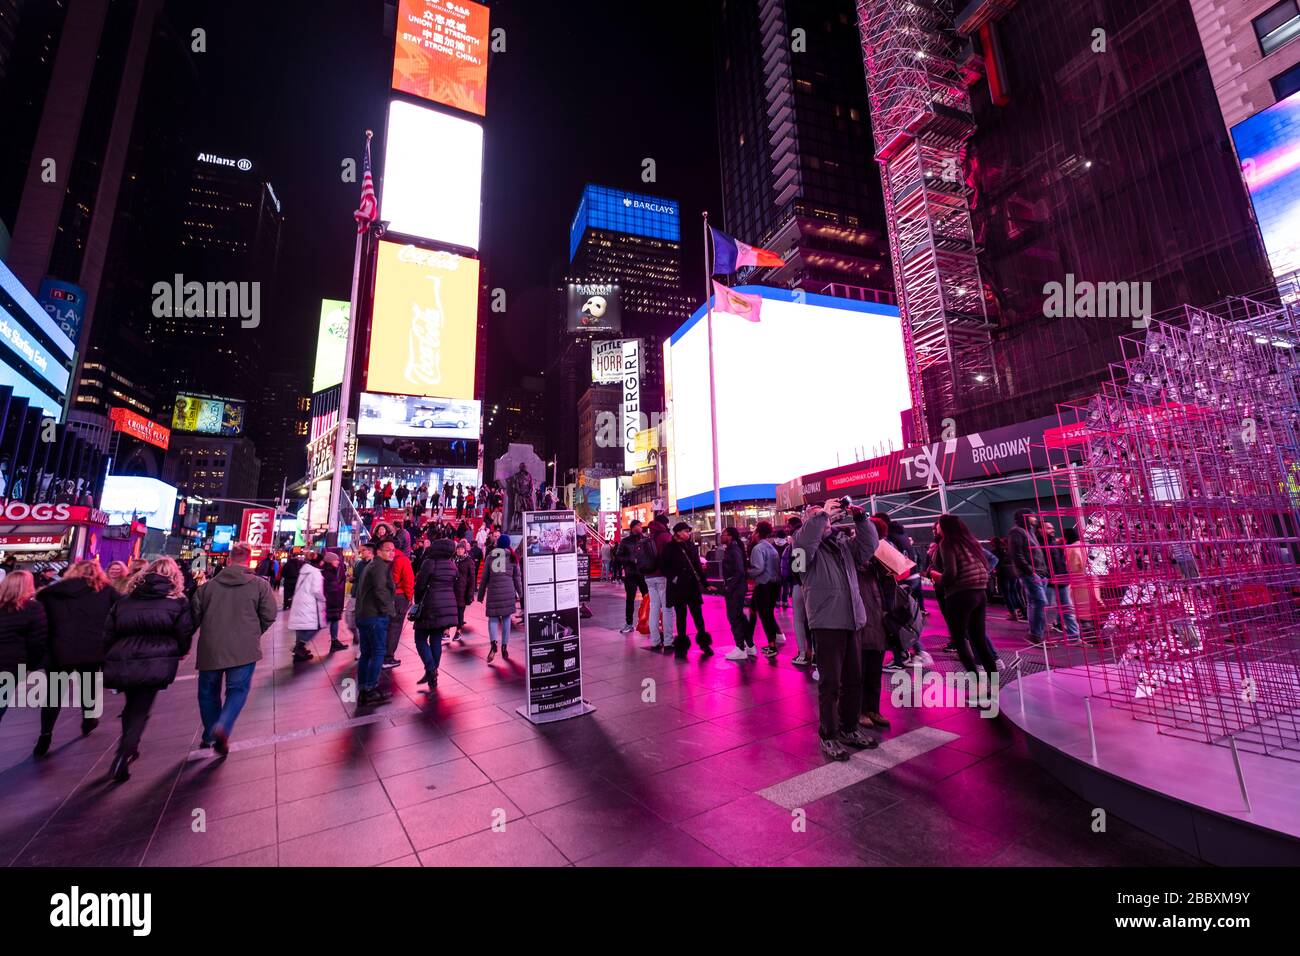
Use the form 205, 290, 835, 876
0, 571, 47, 728
412, 538, 459, 687
102, 557, 196, 782
33, 560, 118, 755
451, 539, 474, 640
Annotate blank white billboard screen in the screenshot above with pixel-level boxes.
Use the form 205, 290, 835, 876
666, 290, 911, 510
381, 99, 483, 250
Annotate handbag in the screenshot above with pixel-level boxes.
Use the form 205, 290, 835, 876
636, 594, 650, 634
407, 599, 422, 621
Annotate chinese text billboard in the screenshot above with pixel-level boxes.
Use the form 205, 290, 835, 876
392, 0, 489, 117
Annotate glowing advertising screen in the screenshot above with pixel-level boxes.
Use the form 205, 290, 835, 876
665, 288, 911, 510
392, 0, 490, 117
212, 524, 236, 553
620, 339, 641, 473
0, 260, 75, 419
591, 339, 627, 384
357, 391, 481, 440
566, 282, 622, 333
99, 476, 179, 531
569, 185, 680, 262
367, 241, 479, 400
313, 299, 350, 393
381, 99, 483, 251
1233, 90, 1300, 279
172, 393, 245, 436
108, 407, 170, 450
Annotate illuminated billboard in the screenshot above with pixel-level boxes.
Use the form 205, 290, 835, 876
665, 287, 910, 510
358, 391, 481, 440
392, 0, 490, 117
367, 241, 479, 400
312, 299, 350, 393
591, 339, 627, 383
100, 476, 179, 531
569, 185, 680, 261
108, 407, 170, 450
566, 282, 622, 333
1233, 90, 1300, 279
0, 260, 75, 420
172, 393, 245, 436
381, 99, 483, 251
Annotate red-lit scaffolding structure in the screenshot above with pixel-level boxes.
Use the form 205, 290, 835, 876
856, 0, 996, 441
1033, 294, 1300, 761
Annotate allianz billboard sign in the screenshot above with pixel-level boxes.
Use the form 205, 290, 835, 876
197, 152, 252, 172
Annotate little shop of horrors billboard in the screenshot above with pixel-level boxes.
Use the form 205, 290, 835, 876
779, 415, 1091, 506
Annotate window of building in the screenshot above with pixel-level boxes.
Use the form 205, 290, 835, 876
1273, 60, 1300, 100
1255, 1, 1300, 56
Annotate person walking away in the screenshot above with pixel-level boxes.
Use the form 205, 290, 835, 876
192, 543, 277, 753
616, 520, 649, 633
321, 551, 348, 652
928, 514, 998, 699
638, 515, 674, 650
413, 538, 459, 687
1009, 508, 1049, 644
281, 553, 302, 610
0, 571, 46, 729
452, 539, 474, 640
102, 558, 196, 782
353, 539, 397, 706
721, 527, 756, 661
925, 522, 954, 656
747, 521, 784, 657
287, 556, 326, 662
33, 561, 116, 754
600, 539, 614, 583
663, 522, 711, 657
478, 534, 522, 663
384, 542, 415, 669
991, 536, 1025, 621
793, 500, 879, 761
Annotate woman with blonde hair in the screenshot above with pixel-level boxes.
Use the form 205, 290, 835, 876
102, 556, 195, 781
31, 559, 119, 755
0, 570, 47, 727
105, 560, 129, 592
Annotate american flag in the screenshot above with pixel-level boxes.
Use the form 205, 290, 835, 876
354, 134, 377, 234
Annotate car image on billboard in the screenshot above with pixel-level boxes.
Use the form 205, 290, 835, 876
357, 391, 481, 440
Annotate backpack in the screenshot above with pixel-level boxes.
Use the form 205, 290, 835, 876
635, 533, 659, 575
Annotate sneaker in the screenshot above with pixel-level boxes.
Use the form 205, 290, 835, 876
883, 661, 905, 673
775, 634, 786, 645
619, 624, 634, 634
839, 729, 879, 750
916, 651, 935, 666
820, 737, 851, 761
724, 647, 749, 661
381, 657, 401, 669
212, 730, 230, 757
454, 632, 465, 644
292, 643, 312, 662
762, 644, 778, 659
747, 646, 759, 658
442, 633, 453, 645
647, 641, 665, 652
791, 653, 809, 667
486, 641, 498, 663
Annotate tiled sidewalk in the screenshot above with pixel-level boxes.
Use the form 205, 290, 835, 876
0, 583, 1198, 867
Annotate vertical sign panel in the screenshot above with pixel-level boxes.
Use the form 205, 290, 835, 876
518, 510, 591, 723
620, 338, 641, 473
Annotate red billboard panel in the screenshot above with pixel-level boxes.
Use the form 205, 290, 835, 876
392, 0, 490, 117
108, 407, 170, 450
240, 507, 275, 566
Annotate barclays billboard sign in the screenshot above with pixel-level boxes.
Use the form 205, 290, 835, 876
569, 184, 680, 261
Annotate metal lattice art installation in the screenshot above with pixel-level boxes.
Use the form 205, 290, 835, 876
1032, 292, 1300, 760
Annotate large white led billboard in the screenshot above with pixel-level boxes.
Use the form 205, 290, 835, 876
100, 476, 179, 531
381, 99, 483, 251
665, 288, 911, 511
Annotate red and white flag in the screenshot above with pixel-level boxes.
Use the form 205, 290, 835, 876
712, 280, 762, 322
354, 134, 377, 234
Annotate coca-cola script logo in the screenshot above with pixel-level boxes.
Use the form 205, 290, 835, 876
397, 245, 462, 270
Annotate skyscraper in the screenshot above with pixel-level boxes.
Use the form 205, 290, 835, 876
711, 0, 893, 296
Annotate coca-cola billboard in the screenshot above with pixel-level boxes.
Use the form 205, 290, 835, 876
367, 240, 479, 401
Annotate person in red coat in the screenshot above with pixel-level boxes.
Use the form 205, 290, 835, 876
383, 545, 414, 667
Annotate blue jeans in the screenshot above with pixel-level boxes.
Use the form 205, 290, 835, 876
413, 628, 445, 672
356, 617, 389, 691
293, 629, 317, 645
1046, 583, 1080, 637
488, 615, 511, 647
1024, 575, 1048, 640
198, 662, 256, 744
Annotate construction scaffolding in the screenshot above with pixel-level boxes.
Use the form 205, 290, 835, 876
856, 0, 996, 442
1032, 293, 1300, 761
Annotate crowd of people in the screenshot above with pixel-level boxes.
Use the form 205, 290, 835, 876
351, 477, 508, 524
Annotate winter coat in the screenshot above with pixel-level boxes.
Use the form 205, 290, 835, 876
792, 511, 874, 632
414, 540, 460, 631
1008, 522, 1046, 578
855, 558, 888, 653
932, 540, 990, 594
643, 520, 673, 577
477, 547, 521, 618
720, 539, 748, 599
102, 573, 196, 690
320, 563, 346, 622
664, 538, 706, 607
0, 601, 47, 672
281, 557, 302, 588
35, 577, 117, 668
287, 563, 327, 631
748, 538, 781, 584
390, 549, 415, 602
354, 558, 396, 620
192, 565, 277, 671
453, 553, 475, 607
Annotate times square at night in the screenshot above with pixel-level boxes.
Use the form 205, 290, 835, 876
0, 0, 1298, 935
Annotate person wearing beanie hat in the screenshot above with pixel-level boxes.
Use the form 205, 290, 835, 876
662, 522, 711, 657
477, 534, 521, 664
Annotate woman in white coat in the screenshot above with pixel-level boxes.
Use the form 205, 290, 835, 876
287, 558, 326, 662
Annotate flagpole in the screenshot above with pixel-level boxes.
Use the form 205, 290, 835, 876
702, 211, 723, 540
327, 130, 372, 548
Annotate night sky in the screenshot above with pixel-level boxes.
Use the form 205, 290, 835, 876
186, 0, 720, 395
